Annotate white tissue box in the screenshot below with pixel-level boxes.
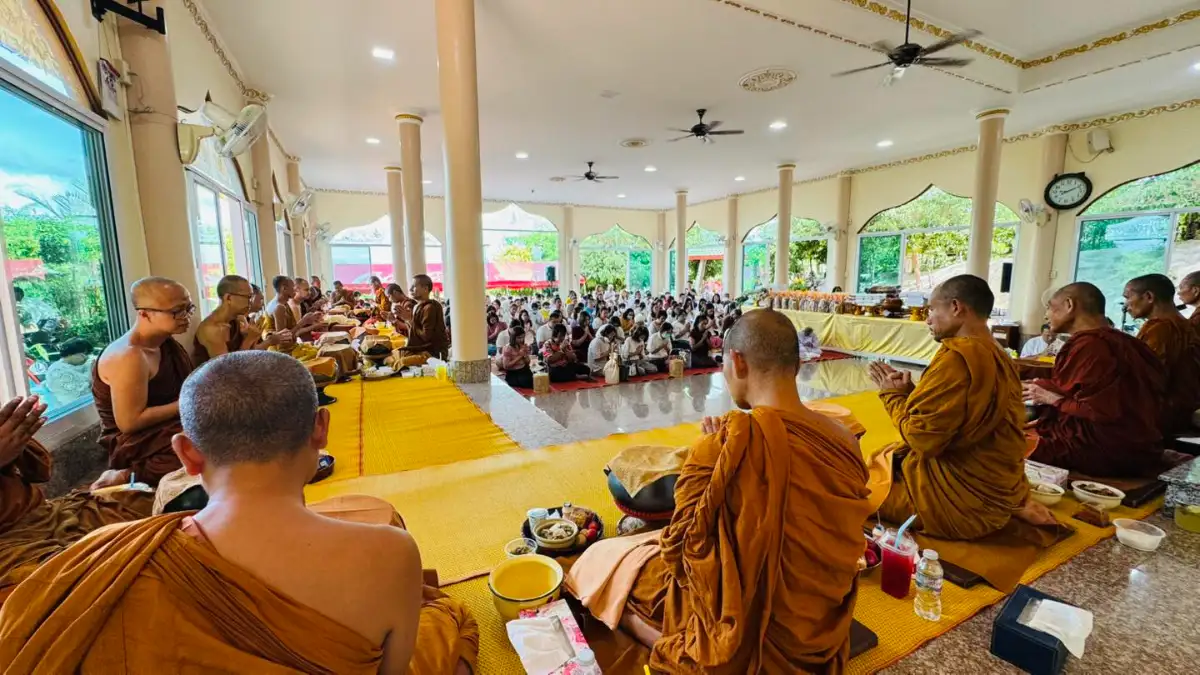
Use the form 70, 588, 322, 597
1025, 460, 1069, 488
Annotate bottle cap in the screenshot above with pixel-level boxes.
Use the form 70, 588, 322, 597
577, 648, 596, 665
923, 549, 939, 560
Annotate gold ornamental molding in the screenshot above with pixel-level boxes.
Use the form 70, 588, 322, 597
832, 0, 1021, 67
394, 113, 424, 124
1022, 9, 1200, 69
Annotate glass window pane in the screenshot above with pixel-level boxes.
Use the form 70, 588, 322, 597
901, 230, 969, 293
857, 235, 902, 291
742, 243, 769, 292
331, 245, 371, 290
193, 182, 225, 316
1, 84, 114, 417
990, 225, 1018, 314
244, 210, 263, 288
628, 250, 651, 291
369, 246, 394, 284
1169, 212, 1199, 308
1074, 216, 1171, 325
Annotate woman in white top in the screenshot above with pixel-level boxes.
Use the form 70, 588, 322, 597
622, 326, 658, 376
647, 322, 674, 372
587, 324, 618, 375
495, 319, 535, 352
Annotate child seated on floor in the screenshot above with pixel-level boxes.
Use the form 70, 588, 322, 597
798, 327, 822, 361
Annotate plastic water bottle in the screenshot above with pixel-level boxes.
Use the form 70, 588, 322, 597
574, 648, 602, 674
914, 549, 943, 621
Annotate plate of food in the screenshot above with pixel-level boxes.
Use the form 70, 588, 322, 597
521, 505, 604, 557
1071, 480, 1125, 510
363, 366, 395, 380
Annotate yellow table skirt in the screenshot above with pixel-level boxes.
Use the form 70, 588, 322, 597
779, 309, 938, 364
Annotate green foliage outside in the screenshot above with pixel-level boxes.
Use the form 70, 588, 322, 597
857, 235, 902, 291
579, 226, 652, 292
496, 232, 559, 262
863, 186, 1017, 233
1084, 162, 1200, 215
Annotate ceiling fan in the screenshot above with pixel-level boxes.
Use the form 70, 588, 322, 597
669, 109, 745, 143
832, 0, 980, 84
570, 161, 619, 183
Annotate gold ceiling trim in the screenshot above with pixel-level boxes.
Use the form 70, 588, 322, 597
709, 0, 1010, 93
833, 0, 1021, 66
1022, 9, 1200, 69
1022, 44, 1200, 94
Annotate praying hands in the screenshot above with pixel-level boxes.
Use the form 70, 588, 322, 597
868, 360, 913, 394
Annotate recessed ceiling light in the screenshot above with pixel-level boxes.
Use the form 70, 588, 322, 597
515, 151, 529, 159
644, 165, 657, 172
371, 47, 395, 61
734, 176, 746, 182
876, 139, 894, 148
1192, 61, 1200, 72
365, 137, 381, 145
617, 194, 626, 199
422, 179, 432, 185
769, 120, 788, 130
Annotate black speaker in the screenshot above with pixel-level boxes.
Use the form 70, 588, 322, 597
546, 265, 557, 283
1000, 262, 1013, 293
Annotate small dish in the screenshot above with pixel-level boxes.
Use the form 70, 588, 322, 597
532, 518, 579, 551
1030, 482, 1064, 506
859, 536, 882, 575
1112, 518, 1166, 551
505, 537, 538, 558
1071, 480, 1125, 511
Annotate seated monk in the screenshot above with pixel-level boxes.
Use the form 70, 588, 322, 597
0, 396, 150, 606
193, 274, 275, 366
331, 279, 356, 307
1123, 274, 1200, 434
91, 277, 194, 488
267, 275, 324, 344
570, 309, 873, 673
0, 352, 477, 674
1180, 270, 1200, 333
387, 283, 414, 335
869, 275, 1048, 542
1025, 282, 1167, 477
397, 274, 449, 360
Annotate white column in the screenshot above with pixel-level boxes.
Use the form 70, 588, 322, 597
724, 196, 739, 297
651, 212, 666, 296
285, 159, 308, 278
385, 167, 408, 285
397, 113, 427, 277
967, 109, 1010, 279
674, 191, 688, 296
560, 205, 575, 294
1018, 132, 1068, 332
828, 173, 852, 291
775, 164, 795, 289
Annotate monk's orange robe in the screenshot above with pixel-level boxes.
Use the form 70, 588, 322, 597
1137, 313, 1200, 435
0, 512, 477, 674
627, 407, 873, 674
878, 336, 1029, 540
375, 287, 392, 313
90, 337, 193, 485
0, 441, 150, 606
1030, 327, 1166, 477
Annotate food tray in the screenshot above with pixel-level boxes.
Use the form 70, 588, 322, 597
521, 506, 605, 557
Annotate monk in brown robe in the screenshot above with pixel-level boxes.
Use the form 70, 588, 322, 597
1180, 270, 1200, 334
576, 310, 872, 673
398, 274, 449, 360
331, 279, 356, 307
0, 396, 150, 606
1124, 273, 1200, 435
1025, 282, 1167, 477
0, 352, 477, 674
870, 275, 1045, 542
267, 275, 324, 343
90, 277, 194, 489
193, 275, 270, 365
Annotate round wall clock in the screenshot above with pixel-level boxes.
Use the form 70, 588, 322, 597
1044, 172, 1093, 210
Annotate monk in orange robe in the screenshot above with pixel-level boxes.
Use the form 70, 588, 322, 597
397, 274, 449, 360
1123, 274, 1200, 435
573, 310, 872, 673
0, 352, 476, 674
90, 277, 195, 489
1025, 282, 1168, 477
0, 396, 149, 606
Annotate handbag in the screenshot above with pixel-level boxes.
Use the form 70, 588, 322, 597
603, 353, 621, 385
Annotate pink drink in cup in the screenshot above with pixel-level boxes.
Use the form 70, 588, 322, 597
880, 535, 917, 599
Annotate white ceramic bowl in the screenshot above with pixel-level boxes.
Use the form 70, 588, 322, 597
1112, 518, 1166, 551
1071, 481, 1125, 511
532, 518, 579, 551
1030, 482, 1064, 506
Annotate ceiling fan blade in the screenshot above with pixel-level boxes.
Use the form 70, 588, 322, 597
832, 62, 893, 77
919, 57, 972, 67
572, 177, 587, 182
708, 129, 744, 135
707, 120, 723, 131
919, 29, 981, 56
870, 40, 896, 55
595, 175, 619, 180
669, 128, 694, 134
668, 135, 694, 142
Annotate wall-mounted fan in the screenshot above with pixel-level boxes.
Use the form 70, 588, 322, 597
669, 109, 744, 143
832, 0, 980, 85
1018, 198, 1049, 226
570, 162, 619, 183
177, 93, 267, 163
288, 188, 315, 217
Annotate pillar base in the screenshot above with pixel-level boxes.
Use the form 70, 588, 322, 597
450, 358, 491, 384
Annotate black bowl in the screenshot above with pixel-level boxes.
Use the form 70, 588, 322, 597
605, 469, 678, 515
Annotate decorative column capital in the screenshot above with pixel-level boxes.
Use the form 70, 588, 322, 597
974, 107, 1011, 121
675, 189, 689, 196
777, 163, 796, 170
384, 166, 403, 173
395, 112, 425, 125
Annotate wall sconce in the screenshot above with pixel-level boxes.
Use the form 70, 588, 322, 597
569, 238, 579, 249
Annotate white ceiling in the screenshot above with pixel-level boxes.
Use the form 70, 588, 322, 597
199, 0, 1200, 209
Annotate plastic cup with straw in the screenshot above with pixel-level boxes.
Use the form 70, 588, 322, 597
880, 514, 918, 599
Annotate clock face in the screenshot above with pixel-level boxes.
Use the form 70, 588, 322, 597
1047, 175, 1090, 208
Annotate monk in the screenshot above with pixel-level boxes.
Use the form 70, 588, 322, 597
266, 275, 324, 342
1025, 282, 1167, 477
869, 275, 1041, 542
0, 395, 150, 606
331, 279, 355, 306
387, 283, 415, 335
1124, 273, 1200, 435
0, 352, 477, 673
397, 274, 449, 360
371, 275, 391, 313
193, 275, 266, 365
90, 277, 194, 488
1180, 270, 1200, 333
573, 309, 872, 673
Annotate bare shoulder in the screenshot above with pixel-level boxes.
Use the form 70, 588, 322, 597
97, 335, 145, 379
318, 516, 421, 583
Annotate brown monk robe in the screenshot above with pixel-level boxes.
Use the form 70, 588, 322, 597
1026, 283, 1168, 477
90, 277, 195, 489
193, 274, 266, 365
1180, 270, 1200, 333
398, 274, 449, 360
572, 310, 872, 674
0, 396, 150, 606
267, 274, 325, 345
1124, 274, 1200, 434
0, 352, 477, 674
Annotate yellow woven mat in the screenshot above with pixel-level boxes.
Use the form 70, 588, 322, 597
318, 377, 519, 480
307, 390, 1154, 674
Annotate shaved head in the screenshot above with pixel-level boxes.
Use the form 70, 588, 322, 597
933, 274, 993, 318
131, 276, 186, 306
1183, 270, 1200, 287
1179, 270, 1200, 306
1054, 282, 1106, 315
1126, 274, 1175, 305
216, 275, 249, 298
725, 310, 799, 373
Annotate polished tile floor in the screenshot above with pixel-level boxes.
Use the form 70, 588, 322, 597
461, 358, 1200, 674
